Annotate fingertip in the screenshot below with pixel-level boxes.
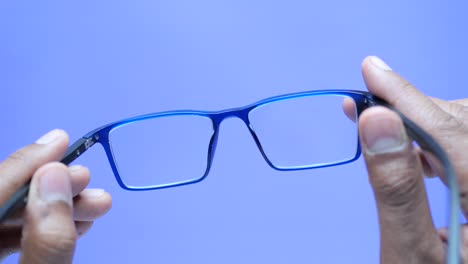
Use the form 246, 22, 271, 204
69, 165, 90, 182
360, 56, 397, 100
361, 56, 373, 70
69, 165, 91, 196
35, 129, 70, 147
367, 56, 392, 71
101, 191, 112, 214
81, 189, 113, 209
342, 97, 357, 122
73, 189, 112, 221
361, 56, 382, 76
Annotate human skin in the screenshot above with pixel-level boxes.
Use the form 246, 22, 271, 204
0, 129, 112, 263
359, 56, 468, 263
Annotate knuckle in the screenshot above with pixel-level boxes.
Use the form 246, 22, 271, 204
461, 105, 468, 117
36, 227, 77, 254
371, 156, 422, 208
6, 149, 30, 165
449, 103, 468, 121
375, 173, 419, 208
451, 103, 465, 117
392, 81, 415, 107
0, 148, 35, 190
421, 103, 467, 134
400, 80, 416, 95
1, 145, 38, 173
436, 112, 465, 132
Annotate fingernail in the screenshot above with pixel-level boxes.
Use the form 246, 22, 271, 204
36, 129, 62, 145
68, 165, 83, 173
363, 113, 406, 155
82, 189, 105, 198
39, 166, 72, 206
370, 56, 392, 71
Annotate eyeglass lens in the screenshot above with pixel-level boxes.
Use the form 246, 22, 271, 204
249, 95, 358, 168
109, 115, 214, 188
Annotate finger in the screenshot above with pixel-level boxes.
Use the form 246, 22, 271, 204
0, 164, 92, 226
2, 188, 111, 229
69, 165, 91, 197
20, 162, 76, 264
76, 221, 93, 238
2, 190, 111, 226
429, 96, 454, 109
359, 107, 444, 262
342, 97, 357, 122
415, 147, 446, 181
73, 189, 112, 221
438, 225, 468, 262
0, 129, 69, 205
1, 189, 111, 226
361, 56, 461, 136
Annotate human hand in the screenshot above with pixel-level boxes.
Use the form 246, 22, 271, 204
358, 56, 468, 263
0, 129, 112, 263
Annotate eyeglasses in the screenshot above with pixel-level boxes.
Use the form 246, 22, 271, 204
0, 89, 461, 263
89, 90, 365, 190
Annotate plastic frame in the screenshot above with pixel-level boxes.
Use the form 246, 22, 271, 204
74, 90, 369, 191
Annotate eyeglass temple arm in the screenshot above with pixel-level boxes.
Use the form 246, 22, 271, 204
0, 136, 97, 223
369, 97, 461, 264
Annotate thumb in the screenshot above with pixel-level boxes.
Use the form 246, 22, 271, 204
20, 162, 76, 264
359, 106, 444, 263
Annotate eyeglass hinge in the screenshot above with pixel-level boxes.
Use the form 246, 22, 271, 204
364, 94, 386, 107
61, 136, 98, 165
84, 137, 96, 149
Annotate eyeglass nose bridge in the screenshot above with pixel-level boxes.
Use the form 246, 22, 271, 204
206, 106, 276, 171
208, 105, 253, 143
200, 107, 254, 182
210, 106, 252, 125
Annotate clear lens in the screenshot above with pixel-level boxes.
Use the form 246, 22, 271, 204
109, 114, 214, 188
248, 95, 358, 169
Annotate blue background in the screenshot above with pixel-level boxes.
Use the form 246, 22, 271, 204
1, 1, 467, 263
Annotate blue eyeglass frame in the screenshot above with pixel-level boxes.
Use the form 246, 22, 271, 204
0, 89, 461, 263
83, 89, 368, 191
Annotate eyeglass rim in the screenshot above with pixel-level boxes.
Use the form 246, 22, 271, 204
85, 89, 370, 191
